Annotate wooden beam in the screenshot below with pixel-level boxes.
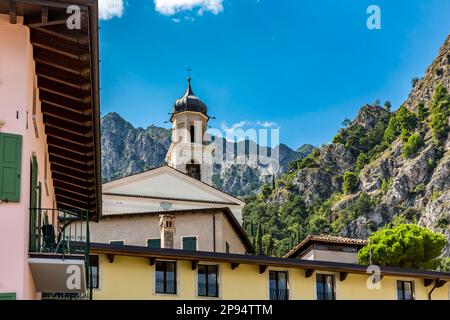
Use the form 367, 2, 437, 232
41, 102, 92, 123
45, 126, 92, 145
39, 89, 91, 112
28, 26, 87, 45
52, 163, 93, 180
39, 85, 90, 104
52, 172, 94, 189
39, 78, 90, 102
231, 263, 240, 270
31, 30, 88, 60
54, 187, 92, 202
149, 258, 156, 266
36, 63, 90, 87
33, 47, 90, 74
47, 135, 93, 155
56, 194, 94, 210
49, 154, 94, 172
259, 265, 268, 274
305, 269, 314, 278
424, 278, 434, 287
9, 1, 16, 24
436, 279, 447, 288
48, 146, 92, 166
42, 24, 89, 42
28, 19, 67, 28
44, 114, 92, 136
339, 272, 349, 282
53, 180, 93, 196
107, 254, 115, 263
41, 6, 48, 24
191, 260, 199, 270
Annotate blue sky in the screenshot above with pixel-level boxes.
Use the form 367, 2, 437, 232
98, 0, 450, 150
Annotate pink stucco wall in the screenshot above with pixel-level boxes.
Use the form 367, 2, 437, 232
0, 14, 56, 300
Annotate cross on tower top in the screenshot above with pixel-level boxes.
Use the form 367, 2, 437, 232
186, 67, 192, 78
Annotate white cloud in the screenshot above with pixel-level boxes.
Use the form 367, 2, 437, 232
172, 18, 181, 23
99, 0, 124, 20
154, 0, 224, 16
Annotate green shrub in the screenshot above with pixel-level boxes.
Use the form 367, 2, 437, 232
342, 171, 358, 194
431, 112, 449, 144
413, 183, 425, 194
430, 83, 450, 116
381, 178, 393, 195
417, 101, 428, 122
355, 153, 369, 172
402, 132, 424, 158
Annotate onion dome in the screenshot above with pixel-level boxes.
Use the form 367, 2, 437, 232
172, 77, 208, 118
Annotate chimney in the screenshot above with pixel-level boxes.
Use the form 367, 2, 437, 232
159, 214, 175, 249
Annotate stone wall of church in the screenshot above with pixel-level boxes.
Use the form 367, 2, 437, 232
80, 211, 247, 254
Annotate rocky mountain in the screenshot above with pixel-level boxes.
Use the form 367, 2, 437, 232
242, 34, 450, 257
101, 112, 312, 196
101, 113, 171, 182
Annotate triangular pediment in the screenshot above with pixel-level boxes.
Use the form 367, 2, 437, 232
103, 166, 244, 206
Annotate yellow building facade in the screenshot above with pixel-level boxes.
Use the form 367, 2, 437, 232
90, 243, 450, 300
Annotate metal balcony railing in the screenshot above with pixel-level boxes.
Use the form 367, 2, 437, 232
317, 291, 335, 300
198, 283, 218, 297
29, 208, 93, 300
270, 288, 289, 300
29, 208, 90, 255
155, 279, 176, 294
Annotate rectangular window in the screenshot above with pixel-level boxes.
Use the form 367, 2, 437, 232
109, 240, 125, 245
269, 271, 288, 300
0, 133, 22, 202
155, 261, 176, 294
225, 242, 230, 253
190, 125, 195, 143
182, 236, 197, 251
89, 255, 99, 289
397, 281, 414, 300
198, 265, 218, 297
316, 274, 335, 300
147, 238, 161, 248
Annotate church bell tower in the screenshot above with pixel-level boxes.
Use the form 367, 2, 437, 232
165, 77, 214, 185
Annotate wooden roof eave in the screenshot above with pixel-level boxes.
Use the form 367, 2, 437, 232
0, 1, 102, 220
89, 243, 450, 282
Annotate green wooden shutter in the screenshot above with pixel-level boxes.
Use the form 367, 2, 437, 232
0, 133, 22, 202
147, 239, 161, 248
0, 292, 16, 300
183, 237, 197, 251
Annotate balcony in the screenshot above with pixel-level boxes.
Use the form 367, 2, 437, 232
28, 208, 93, 298
270, 288, 289, 300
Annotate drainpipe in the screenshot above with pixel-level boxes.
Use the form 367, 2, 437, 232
212, 213, 216, 252
428, 278, 444, 300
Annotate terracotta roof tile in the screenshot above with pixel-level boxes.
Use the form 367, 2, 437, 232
284, 234, 368, 258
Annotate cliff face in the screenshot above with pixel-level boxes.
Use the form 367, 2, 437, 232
260, 35, 450, 252
101, 113, 310, 196
101, 113, 171, 182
